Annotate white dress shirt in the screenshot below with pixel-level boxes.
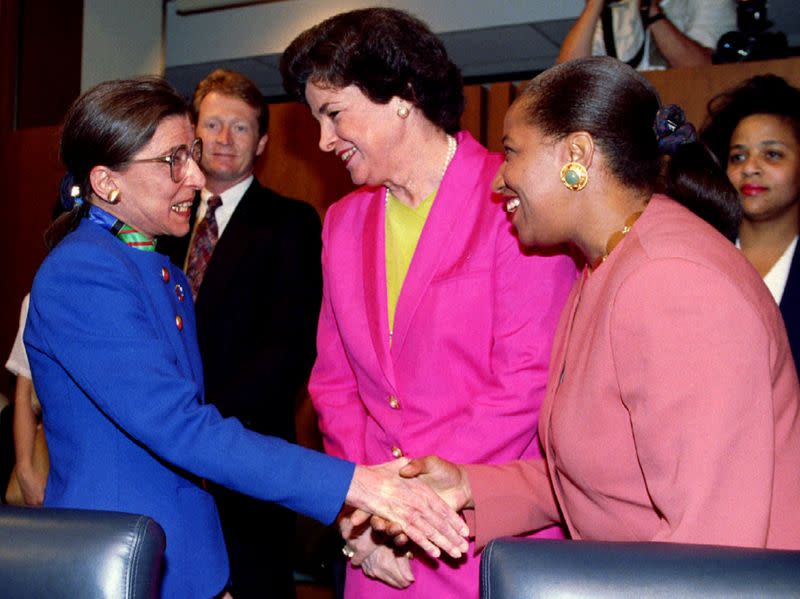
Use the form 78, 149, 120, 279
736, 235, 798, 304
184, 175, 253, 270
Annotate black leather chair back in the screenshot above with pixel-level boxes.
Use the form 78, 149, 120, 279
481, 538, 800, 598
0, 506, 165, 599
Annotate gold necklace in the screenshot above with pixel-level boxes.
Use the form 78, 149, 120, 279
592, 210, 643, 270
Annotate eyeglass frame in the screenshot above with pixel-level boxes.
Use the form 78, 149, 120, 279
128, 138, 203, 183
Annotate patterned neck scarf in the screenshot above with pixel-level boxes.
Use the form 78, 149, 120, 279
88, 205, 156, 251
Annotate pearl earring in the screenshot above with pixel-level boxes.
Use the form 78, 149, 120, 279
397, 105, 410, 119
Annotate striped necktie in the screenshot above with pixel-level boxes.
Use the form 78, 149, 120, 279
115, 222, 155, 251
186, 195, 222, 300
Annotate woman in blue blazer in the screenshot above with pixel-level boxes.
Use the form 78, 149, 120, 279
23, 78, 467, 598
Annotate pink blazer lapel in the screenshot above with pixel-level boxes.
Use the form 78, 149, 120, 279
539, 269, 586, 454
390, 132, 487, 358
361, 187, 397, 390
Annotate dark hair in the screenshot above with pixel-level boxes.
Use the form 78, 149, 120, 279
193, 68, 269, 136
280, 7, 464, 133
519, 57, 741, 239
700, 74, 800, 169
47, 77, 190, 249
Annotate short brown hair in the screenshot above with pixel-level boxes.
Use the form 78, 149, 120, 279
193, 69, 269, 135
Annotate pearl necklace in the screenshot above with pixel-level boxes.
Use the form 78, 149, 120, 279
386, 134, 457, 205
441, 133, 457, 180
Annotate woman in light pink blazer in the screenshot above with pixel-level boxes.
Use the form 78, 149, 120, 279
401, 57, 800, 550
281, 8, 577, 598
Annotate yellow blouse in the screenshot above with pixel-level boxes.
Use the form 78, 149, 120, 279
385, 188, 436, 335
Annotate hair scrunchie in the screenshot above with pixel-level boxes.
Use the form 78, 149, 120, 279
653, 104, 697, 156
59, 173, 84, 211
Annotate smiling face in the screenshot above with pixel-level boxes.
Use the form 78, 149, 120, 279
304, 81, 402, 187
727, 113, 800, 224
493, 101, 573, 248
102, 114, 205, 238
195, 91, 267, 193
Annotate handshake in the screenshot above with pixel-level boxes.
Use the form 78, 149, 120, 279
342, 456, 472, 588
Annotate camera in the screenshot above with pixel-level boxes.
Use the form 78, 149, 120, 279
714, 0, 788, 63
737, 0, 770, 35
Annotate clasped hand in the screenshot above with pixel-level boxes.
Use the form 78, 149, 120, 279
345, 456, 473, 564
340, 516, 415, 589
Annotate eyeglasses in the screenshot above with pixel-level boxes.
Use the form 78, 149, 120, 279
130, 138, 203, 183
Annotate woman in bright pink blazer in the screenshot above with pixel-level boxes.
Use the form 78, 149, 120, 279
281, 8, 577, 598
403, 57, 800, 550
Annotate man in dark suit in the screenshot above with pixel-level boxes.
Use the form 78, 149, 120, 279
159, 69, 322, 599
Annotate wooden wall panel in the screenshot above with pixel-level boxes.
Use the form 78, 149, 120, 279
16, 0, 82, 128
486, 82, 515, 153
1, 0, 78, 398
1, 127, 63, 397
643, 57, 800, 130
461, 84, 485, 144
456, 57, 800, 157
255, 101, 355, 218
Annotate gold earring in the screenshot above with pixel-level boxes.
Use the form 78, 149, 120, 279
397, 105, 410, 119
560, 162, 588, 191
107, 189, 121, 204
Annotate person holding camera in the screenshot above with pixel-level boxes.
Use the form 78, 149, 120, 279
558, 0, 735, 70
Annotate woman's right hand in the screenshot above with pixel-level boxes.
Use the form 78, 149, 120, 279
345, 459, 469, 560
366, 455, 474, 542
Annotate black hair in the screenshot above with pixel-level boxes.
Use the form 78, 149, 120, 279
700, 74, 800, 170
280, 7, 464, 133
520, 57, 741, 239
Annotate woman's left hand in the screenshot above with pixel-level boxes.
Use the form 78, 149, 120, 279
339, 513, 376, 565
360, 545, 415, 589
340, 517, 416, 588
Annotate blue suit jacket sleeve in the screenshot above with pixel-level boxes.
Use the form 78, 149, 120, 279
25, 226, 352, 525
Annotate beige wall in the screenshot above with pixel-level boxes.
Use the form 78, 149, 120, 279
82, 0, 165, 90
